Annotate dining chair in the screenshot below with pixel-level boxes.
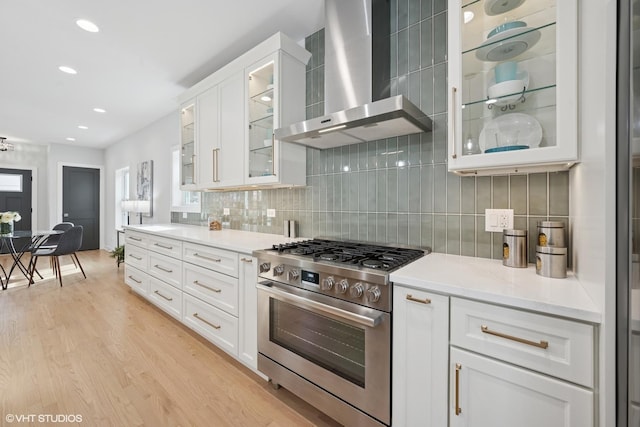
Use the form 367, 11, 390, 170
27, 225, 86, 287
37, 222, 75, 269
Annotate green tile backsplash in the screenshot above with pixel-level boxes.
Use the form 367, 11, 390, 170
173, 4, 570, 262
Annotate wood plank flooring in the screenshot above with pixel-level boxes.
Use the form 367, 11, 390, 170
0, 250, 341, 426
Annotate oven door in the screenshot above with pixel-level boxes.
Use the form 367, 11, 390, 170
257, 281, 391, 424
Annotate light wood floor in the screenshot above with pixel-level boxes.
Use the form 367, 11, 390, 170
0, 250, 341, 426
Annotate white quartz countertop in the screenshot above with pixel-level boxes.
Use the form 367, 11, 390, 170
123, 224, 300, 254
390, 253, 601, 324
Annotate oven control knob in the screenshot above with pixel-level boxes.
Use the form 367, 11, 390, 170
366, 286, 382, 303
259, 262, 271, 273
336, 279, 349, 294
273, 264, 285, 276
321, 277, 335, 290
349, 282, 364, 298
287, 270, 300, 280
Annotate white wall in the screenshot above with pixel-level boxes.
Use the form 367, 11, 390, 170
570, 0, 616, 425
104, 112, 178, 250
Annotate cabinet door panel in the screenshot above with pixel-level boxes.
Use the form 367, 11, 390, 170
238, 256, 259, 370
197, 86, 219, 188
450, 348, 593, 427
392, 286, 449, 427
216, 72, 245, 187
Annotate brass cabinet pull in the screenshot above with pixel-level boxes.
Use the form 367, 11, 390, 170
480, 325, 549, 349
129, 254, 142, 260
213, 148, 220, 182
129, 236, 142, 241
154, 264, 173, 273
193, 280, 221, 293
450, 86, 458, 159
128, 275, 142, 284
406, 294, 431, 304
194, 253, 221, 262
191, 154, 196, 184
154, 242, 173, 250
240, 257, 253, 263
193, 312, 221, 329
455, 363, 462, 415
154, 290, 173, 301
270, 132, 275, 176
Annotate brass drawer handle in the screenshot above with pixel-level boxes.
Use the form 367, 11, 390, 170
194, 253, 221, 262
455, 363, 462, 415
193, 280, 221, 293
129, 236, 142, 241
240, 257, 253, 263
154, 242, 173, 250
193, 313, 221, 329
406, 294, 431, 304
154, 264, 173, 273
450, 86, 458, 160
128, 275, 142, 284
129, 254, 142, 260
154, 290, 173, 301
481, 325, 549, 349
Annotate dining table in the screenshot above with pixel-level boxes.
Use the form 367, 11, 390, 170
0, 229, 64, 289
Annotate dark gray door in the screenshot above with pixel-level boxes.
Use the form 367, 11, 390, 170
62, 166, 99, 250
0, 168, 32, 252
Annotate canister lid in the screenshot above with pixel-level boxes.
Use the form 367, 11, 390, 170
503, 229, 527, 236
536, 245, 567, 255
537, 221, 565, 228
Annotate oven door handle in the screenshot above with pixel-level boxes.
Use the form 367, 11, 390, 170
257, 283, 383, 328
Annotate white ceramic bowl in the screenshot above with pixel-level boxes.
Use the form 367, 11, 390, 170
487, 79, 526, 100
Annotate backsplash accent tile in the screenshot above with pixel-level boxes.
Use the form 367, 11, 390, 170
173, 9, 570, 261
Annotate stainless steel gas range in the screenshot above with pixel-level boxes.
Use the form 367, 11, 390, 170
253, 239, 428, 427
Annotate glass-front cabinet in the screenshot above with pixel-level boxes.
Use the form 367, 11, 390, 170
248, 58, 276, 180
180, 101, 197, 189
448, 0, 578, 175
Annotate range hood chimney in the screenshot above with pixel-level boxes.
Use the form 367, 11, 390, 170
275, 0, 432, 149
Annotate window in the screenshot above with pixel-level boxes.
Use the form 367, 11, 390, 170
115, 166, 129, 230
0, 173, 23, 192
171, 146, 201, 212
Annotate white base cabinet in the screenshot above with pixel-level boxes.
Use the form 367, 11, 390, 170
392, 286, 449, 427
450, 348, 593, 427
238, 255, 259, 370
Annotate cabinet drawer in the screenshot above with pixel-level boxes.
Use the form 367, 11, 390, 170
124, 264, 149, 296
148, 252, 182, 289
125, 230, 148, 248
183, 242, 238, 277
148, 277, 182, 321
450, 298, 594, 388
125, 245, 148, 270
147, 235, 182, 259
182, 293, 238, 357
183, 262, 239, 316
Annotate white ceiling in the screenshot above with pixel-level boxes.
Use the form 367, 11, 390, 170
0, 0, 324, 149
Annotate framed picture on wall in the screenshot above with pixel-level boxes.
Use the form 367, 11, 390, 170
137, 159, 153, 217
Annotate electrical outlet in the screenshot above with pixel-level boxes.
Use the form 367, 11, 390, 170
223, 208, 230, 215
485, 209, 514, 232
182, 212, 188, 219
267, 208, 276, 218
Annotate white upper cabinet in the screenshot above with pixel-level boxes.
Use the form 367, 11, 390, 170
448, 0, 578, 175
179, 33, 310, 190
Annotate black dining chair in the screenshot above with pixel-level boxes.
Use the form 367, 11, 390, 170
39, 222, 74, 249
27, 225, 86, 287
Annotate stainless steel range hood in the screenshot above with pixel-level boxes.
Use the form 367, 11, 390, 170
274, 0, 432, 149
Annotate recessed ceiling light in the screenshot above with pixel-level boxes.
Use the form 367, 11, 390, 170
66, 137, 76, 142
76, 19, 99, 33
59, 66, 77, 75
78, 125, 88, 130
93, 108, 106, 113
463, 11, 475, 24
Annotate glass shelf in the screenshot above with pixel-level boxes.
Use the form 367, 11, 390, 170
463, 84, 556, 108
249, 114, 273, 129
250, 87, 274, 107
250, 145, 272, 154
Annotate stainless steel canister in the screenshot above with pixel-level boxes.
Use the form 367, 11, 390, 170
535, 245, 567, 278
537, 221, 565, 247
503, 229, 528, 268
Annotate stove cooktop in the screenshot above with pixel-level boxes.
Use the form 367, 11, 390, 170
268, 239, 428, 272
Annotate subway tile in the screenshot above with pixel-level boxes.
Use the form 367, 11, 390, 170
409, 0, 421, 25
433, 63, 447, 114
377, 140, 388, 168
398, 167, 409, 213
434, 164, 447, 213
408, 71, 421, 106
318, 29, 325, 66
447, 215, 461, 255
398, 214, 409, 244
350, 144, 359, 172
447, 172, 461, 214
349, 213, 359, 240
433, 0, 446, 15
421, 131, 434, 164
317, 66, 325, 104
367, 171, 377, 211
377, 169, 388, 212
420, 67, 434, 115
358, 213, 368, 241
391, 0, 398, 33
433, 113, 448, 163
528, 173, 548, 215
348, 173, 359, 211
408, 134, 421, 166
549, 171, 569, 216
398, 0, 409, 30
476, 216, 492, 259
433, 214, 447, 253
398, 28, 409, 77
419, 213, 433, 249
398, 136, 409, 166
397, 74, 408, 98
461, 176, 475, 214
376, 213, 387, 242
491, 231, 503, 261
388, 213, 399, 244
421, 0, 433, 19
510, 174, 528, 215
341, 172, 350, 211
492, 175, 509, 209
359, 172, 368, 211
390, 77, 398, 97
408, 214, 421, 246
514, 216, 527, 232
420, 164, 434, 212
409, 167, 421, 212
326, 174, 335, 211
387, 137, 399, 168
358, 143, 368, 171
408, 24, 421, 73
461, 215, 475, 257
319, 149, 328, 175
433, 11, 447, 65
368, 141, 378, 170
368, 213, 377, 242
421, 18, 433, 69
306, 106, 313, 121
306, 70, 312, 106
388, 168, 399, 212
